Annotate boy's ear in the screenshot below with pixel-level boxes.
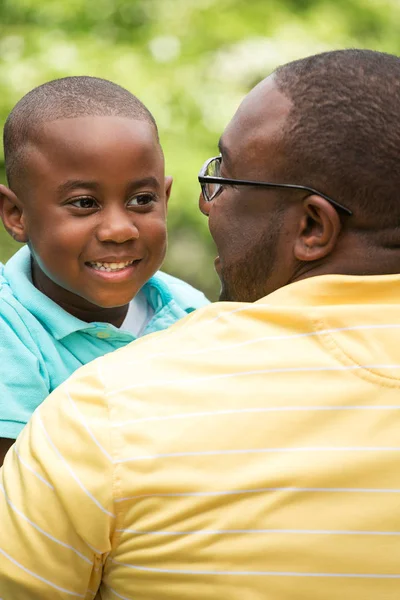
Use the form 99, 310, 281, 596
164, 176, 173, 205
0, 184, 28, 243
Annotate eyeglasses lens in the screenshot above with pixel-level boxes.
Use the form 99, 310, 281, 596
204, 157, 221, 202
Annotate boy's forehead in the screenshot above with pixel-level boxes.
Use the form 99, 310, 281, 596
18, 116, 163, 192
27, 116, 161, 167
36, 115, 159, 149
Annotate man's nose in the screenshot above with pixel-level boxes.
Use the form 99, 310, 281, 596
96, 207, 139, 244
199, 192, 210, 216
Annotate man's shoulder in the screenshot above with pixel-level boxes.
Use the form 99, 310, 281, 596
94, 301, 251, 389
150, 271, 209, 311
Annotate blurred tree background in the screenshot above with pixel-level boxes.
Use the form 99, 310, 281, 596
1, 0, 399, 299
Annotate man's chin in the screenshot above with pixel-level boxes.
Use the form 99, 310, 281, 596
219, 275, 263, 303
219, 289, 231, 302
218, 280, 236, 302
218, 264, 262, 303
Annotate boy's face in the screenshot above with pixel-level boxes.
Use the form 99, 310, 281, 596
10, 116, 171, 312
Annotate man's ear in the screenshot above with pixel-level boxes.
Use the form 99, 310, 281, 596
0, 184, 28, 243
164, 176, 173, 206
293, 195, 342, 262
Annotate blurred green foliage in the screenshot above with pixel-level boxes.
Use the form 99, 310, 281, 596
1, 0, 399, 298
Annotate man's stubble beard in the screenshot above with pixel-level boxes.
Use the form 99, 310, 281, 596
218, 211, 285, 303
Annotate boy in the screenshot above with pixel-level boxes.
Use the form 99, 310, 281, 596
0, 76, 208, 464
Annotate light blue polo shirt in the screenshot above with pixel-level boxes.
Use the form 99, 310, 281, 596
0, 246, 209, 439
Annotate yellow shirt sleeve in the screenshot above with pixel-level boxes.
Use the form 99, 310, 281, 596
0, 360, 114, 599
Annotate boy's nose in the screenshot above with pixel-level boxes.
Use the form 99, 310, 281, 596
96, 209, 140, 244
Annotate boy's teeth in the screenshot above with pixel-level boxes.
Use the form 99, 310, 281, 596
90, 260, 134, 272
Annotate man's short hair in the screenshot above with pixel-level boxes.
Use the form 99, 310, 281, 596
3, 76, 158, 187
274, 49, 400, 227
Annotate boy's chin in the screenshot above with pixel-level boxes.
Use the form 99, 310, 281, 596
86, 295, 135, 310
75, 286, 139, 310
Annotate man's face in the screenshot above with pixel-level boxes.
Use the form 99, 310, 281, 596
200, 77, 294, 302
18, 116, 170, 310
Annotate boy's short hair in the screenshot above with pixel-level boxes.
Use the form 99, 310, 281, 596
3, 76, 158, 187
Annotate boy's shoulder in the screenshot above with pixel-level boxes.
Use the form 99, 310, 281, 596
0, 248, 65, 341
0, 249, 31, 312
0, 261, 17, 305
150, 271, 209, 312
0, 259, 9, 290
0, 257, 38, 333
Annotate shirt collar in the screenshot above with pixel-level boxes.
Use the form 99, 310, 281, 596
3, 247, 173, 341
3, 246, 96, 340
261, 273, 400, 309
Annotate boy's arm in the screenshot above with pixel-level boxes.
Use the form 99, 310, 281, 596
0, 361, 114, 598
0, 312, 50, 450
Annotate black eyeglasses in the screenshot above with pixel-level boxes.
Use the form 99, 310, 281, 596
198, 156, 353, 216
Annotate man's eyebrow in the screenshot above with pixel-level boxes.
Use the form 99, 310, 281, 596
218, 138, 231, 163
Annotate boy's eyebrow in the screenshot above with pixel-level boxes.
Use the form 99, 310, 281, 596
57, 180, 99, 196
126, 176, 161, 193
57, 177, 161, 197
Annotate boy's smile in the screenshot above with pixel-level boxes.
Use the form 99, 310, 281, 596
8, 115, 171, 326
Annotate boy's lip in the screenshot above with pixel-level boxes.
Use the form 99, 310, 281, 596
84, 259, 142, 282
86, 256, 141, 263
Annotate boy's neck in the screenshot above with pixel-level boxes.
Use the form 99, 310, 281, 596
31, 260, 129, 328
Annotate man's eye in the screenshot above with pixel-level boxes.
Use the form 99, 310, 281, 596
127, 193, 156, 207
69, 197, 98, 209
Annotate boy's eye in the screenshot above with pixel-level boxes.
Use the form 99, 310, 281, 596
69, 197, 98, 209
127, 193, 156, 208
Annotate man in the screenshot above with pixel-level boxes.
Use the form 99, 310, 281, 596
1, 49, 400, 599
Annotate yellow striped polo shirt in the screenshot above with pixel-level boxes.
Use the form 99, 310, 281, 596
1, 273, 400, 600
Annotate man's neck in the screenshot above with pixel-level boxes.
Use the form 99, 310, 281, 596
292, 238, 400, 286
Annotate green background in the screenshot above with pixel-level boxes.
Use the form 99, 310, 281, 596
1, 0, 399, 299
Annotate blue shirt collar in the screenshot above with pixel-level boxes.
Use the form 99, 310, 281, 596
3, 246, 182, 341
3, 246, 95, 340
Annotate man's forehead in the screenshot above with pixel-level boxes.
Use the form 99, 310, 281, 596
219, 76, 292, 175
222, 77, 291, 145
